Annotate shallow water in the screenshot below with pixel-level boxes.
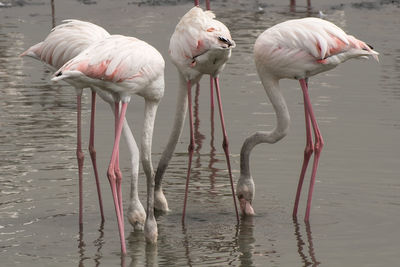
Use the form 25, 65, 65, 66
1, 0, 399, 266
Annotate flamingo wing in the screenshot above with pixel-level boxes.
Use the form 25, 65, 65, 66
254, 17, 378, 79
260, 18, 378, 63
53, 35, 165, 84
21, 19, 110, 69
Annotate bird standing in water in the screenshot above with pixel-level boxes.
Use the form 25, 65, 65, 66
236, 17, 379, 221
21, 20, 148, 232
21, 20, 110, 230
154, 6, 239, 223
53, 35, 165, 254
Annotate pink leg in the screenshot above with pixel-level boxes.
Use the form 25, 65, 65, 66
210, 75, 214, 114
293, 80, 314, 218
114, 102, 124, 222
108, 102, 128, 254
206, 0, 211, 10
290, 0, 296, 12
213, 77, 240, 223
299, 79, 324, 222
194, 0, 199, 6
182, 81, 195, 224
76, 93, 84, 232
88, 91, 105, 222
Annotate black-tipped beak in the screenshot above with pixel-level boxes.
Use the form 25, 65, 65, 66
218, 36, 233, 47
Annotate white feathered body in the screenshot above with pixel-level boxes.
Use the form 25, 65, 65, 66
21, 19, 110, 70
53, 35, 165, 103
254, 17, 379, 80
169, 6, 235, 80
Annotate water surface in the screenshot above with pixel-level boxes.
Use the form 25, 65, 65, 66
1, 0, 399, 266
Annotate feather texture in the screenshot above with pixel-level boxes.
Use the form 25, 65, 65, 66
169, 6, 235, 78
53, 35, 165, 101
21, 19, 110, 69
254, 17, 379, 79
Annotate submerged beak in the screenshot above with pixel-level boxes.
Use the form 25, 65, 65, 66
239, 198, 255, 216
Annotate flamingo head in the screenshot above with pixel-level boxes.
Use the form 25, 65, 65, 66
236, 175, 255, 216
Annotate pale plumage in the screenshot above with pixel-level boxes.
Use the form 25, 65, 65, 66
21, 20, 110, 230
237, 17, 379, 221
21, 20, 148, 233
53, 34, 165, 254
154, 7, 239, 223
56, 35, 165, 100
21, 19, 110, 70
254, 17, 378, 79
169, 7, 235, 80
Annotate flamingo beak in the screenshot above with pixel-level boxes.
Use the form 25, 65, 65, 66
239, 198, 255, 216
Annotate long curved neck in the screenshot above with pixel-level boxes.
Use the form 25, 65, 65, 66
155, 73, 189, 189
141, 99, 159, 218
240, 73, 290, 177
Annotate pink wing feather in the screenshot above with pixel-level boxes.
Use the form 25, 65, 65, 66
21, 19, 110, 69
259, 17, 378, 63
54, 35, 165, 84
255, 17, 378, 79
169, 7, 235, 66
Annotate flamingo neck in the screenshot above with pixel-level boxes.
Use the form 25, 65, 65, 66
155, 73, 189, 189
240, 73, 290, 177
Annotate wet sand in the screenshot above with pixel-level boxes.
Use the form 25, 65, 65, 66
1, 0, 399, 266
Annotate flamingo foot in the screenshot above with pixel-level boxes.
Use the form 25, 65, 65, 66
144, 217, 158, 244
128, 201, 146, 231
154, 188, 170, 212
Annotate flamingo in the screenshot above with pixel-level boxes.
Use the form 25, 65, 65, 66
236, 17, 379, 221
21, 20, 147, 232
52, 35, 165, 254
154, 6, 239, 223
20, 20, 110, 229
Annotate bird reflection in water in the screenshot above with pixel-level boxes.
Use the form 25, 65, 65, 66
127, 231, 158, 267
193, 83, 206, 175
192, 82, 220, 193
237, 216, 256, 266
182, 226, 193, 267
78, 222, 105, 267
207, 87, 219, 192
293, 218, 320, 266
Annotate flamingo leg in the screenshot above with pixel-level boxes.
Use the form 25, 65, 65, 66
206, 0, 211, 10
114, 102, 124, 222
107, 101, 128, 254
213, 77, 240, 223
210, 75, 214, 115
76, 93, 84, 232
182, 81, 195, 224
293, 79, 314, 218
299, 79, 324, 222
88, 90, 105, 222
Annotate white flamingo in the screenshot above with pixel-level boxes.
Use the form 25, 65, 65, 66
52, 35, 165, 254
21, 20, 147, 232
154, 6, 239, 223
237, 17, 379, 221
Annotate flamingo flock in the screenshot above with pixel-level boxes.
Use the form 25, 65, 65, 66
21, 1, 378, 256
